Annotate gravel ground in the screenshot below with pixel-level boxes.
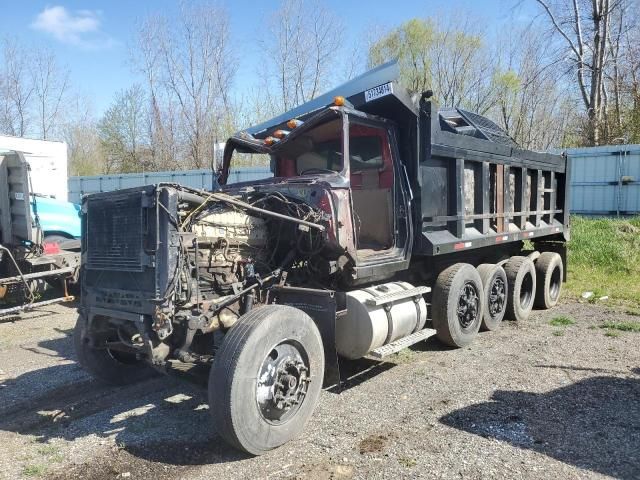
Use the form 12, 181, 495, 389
0, 299, 639, 480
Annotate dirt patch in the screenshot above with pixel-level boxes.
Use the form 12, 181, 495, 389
48, 448, 183, 480
617, 222, 638, 234
358, 434, 388, 454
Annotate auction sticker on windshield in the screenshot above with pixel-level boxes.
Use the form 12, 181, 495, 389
364, 82, 393, 102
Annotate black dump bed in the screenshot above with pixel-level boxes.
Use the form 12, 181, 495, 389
232, 61, 569, 258
415, 104, 569, 256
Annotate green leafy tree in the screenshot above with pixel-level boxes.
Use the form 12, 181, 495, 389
368, 18, 495, 113
98, 85, 151, 174
368, 19, 436, 94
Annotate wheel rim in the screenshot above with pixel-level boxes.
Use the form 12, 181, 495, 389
256, 340, 311, 425
457, 282, 480, 330
488, 277, 506, 318
520, 271, 534, 309
549, 265, 561, 301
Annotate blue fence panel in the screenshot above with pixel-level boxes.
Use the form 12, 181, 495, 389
566, 145, 640, 216
68, 167, 272, 203
69, 147, 640, 216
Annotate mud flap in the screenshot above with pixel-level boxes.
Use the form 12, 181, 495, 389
270, 286, 340, 388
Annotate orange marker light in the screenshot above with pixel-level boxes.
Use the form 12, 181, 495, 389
273, 129, 289, 139
333, 96, 345, 106
287, 119, 302, 129
264, 137, 277, 146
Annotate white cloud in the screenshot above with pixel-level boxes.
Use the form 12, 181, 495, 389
31, 6, 115, 49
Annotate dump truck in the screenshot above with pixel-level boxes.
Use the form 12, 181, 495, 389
0, 150, 80, 315
75, 61, 569, 454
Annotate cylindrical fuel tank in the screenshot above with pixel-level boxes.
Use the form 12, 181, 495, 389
335, 281, 427, 360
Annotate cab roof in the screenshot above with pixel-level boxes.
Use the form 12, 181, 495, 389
241, 60, 417, 139
237, 60, 519, 149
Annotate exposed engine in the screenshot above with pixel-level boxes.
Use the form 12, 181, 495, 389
178, 189, 334, 300
158, 186, 342, 361
192, 208, 269, 291
80, 184, 348, 368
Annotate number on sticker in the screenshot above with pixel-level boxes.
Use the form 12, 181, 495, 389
364, 82, 393, 102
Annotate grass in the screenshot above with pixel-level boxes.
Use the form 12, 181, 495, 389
549, 316, 575, 327
398, 456, 417, 467
599, 321, 640, 332
597, 319, 640, 337
566, 216, 640, 308
552, 330, 565, 337
22, 464, 47, 477
389, 349, 417, 365
36, 445, 58, 456
36, 444, 64, 464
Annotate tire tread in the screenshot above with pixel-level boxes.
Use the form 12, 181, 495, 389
534, 252, 563, 309
432, 264, 463, 346
211, 306, 273, 452
432, 263, 483, 347
504, 256, 536, 321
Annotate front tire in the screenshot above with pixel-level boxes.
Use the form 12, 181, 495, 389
432, 263, 484, 348
209, 305, 325, 455
73, 315, 155, 385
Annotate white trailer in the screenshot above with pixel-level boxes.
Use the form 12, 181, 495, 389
0, 135, 68, 201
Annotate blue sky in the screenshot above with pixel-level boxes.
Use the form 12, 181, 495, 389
1, 0, 536, 116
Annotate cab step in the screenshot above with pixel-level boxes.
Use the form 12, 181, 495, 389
364, 286, 430, 307
368, 328, 437, 359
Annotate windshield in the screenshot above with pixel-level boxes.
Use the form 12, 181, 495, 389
278, 119, 343, 175
224, 118, 343, 184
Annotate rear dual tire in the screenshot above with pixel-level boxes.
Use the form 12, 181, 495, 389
432, 263, 484, 348
504, 256, 536, 321
534, 252, 563, 309
476, 264, 508, 331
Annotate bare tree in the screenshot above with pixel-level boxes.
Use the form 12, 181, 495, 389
0, 40, 34, 137
134, 14, 180, 171
132, 2, 237, 169
621, 12, 640, 141
532, 0, 631, 145
263, 0, 343, 111
430, 18, 496, 114
491, 25, 576, 149
62, 95, 104, 176
31, 48, 70, 140
0, 68, 12, 134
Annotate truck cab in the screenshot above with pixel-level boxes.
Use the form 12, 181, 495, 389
220, 105, 413, 284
